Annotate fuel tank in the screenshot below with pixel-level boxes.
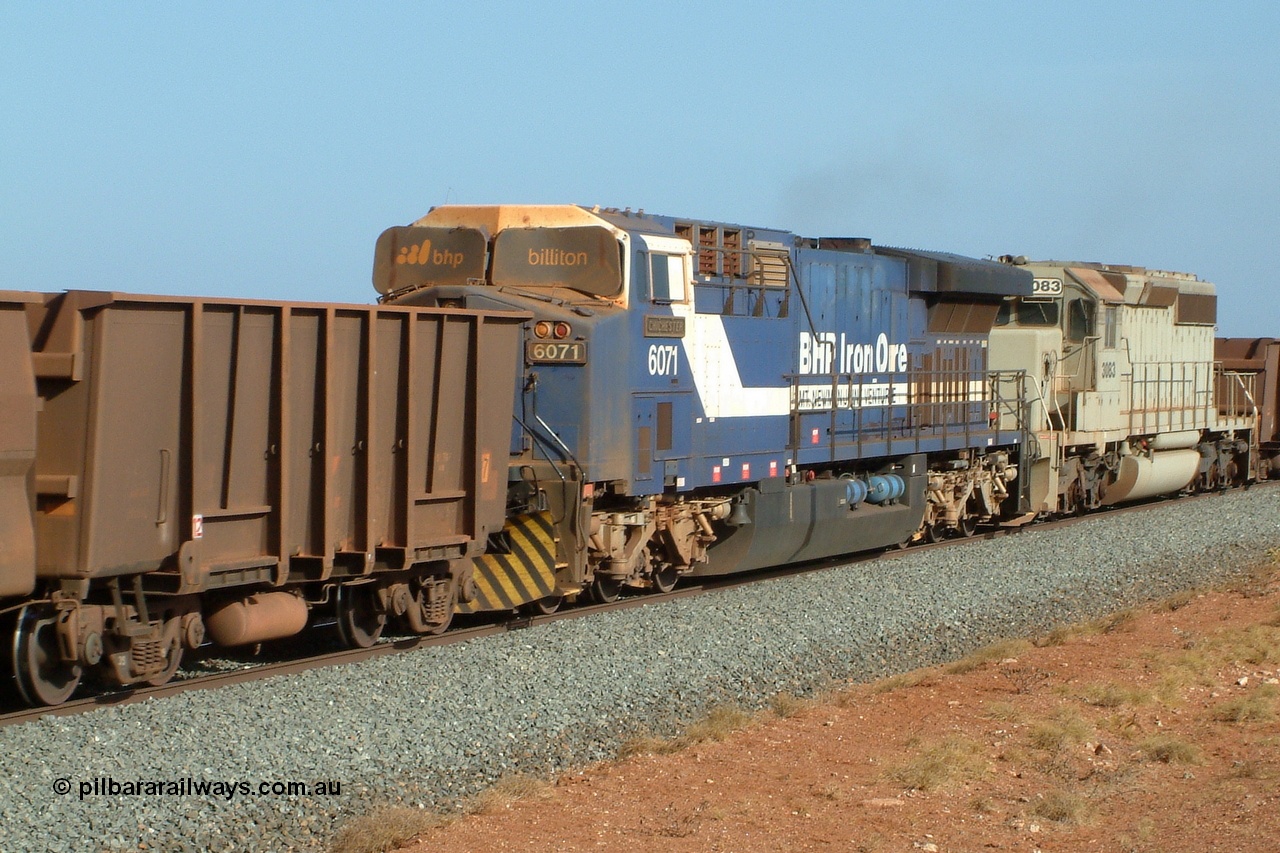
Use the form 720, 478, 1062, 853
690, 455, 927, 576
1101, 450, 1199, 505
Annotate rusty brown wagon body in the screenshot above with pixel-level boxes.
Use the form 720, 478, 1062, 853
0, 292, 41, 600
1217, 337, 1280, 477
2, 289, 525, 704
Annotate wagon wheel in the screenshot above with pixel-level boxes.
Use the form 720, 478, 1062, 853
335, 583, 386, 648
12, 605, 82, 707
588, 576, 623, 604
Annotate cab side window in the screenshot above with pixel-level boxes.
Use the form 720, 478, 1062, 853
633, 249, 649, 297
995, 300, 1013, 326
1103, 306, 1118, 348
1017, 300, 1059, 326
1067, 298, 1095, 342
649, 253, 686, 303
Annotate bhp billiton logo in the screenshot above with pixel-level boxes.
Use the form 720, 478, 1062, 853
396, 240, 465, 268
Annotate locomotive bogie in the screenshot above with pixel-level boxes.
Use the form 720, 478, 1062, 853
584, 496, 727, 591
922, 451, 1018, 537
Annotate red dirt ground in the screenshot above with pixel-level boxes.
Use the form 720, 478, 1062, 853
391, 564, 1280, 853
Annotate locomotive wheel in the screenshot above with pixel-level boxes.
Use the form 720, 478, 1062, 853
588, 576, 623, 604
524, 595, 564, 616
12, 605, 82, 707
924, 524, 942, 544
1065, 480, 1087, 517
1200, 462, 1220, 493
335, 584, 386, 649
957, 514, 977, 538
651, 566, 679, 594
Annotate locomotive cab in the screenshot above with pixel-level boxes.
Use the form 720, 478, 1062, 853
991, 271, 1116, 430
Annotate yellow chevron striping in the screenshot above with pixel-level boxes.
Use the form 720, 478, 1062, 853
457, 511, 558, 613
508, 524, 552, 571
468, 556, 515, 611
463, 553, 541, 613
486, 553, 526, 607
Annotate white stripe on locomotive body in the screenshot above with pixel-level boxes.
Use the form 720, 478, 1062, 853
637, 235, 989, 420
667, 296, 792, 418
792, 381, 911, 413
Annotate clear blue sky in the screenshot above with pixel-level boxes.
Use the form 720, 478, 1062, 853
4, 2, 1277, 336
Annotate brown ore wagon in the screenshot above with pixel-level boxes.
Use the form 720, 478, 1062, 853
1216, 337, 1280, 477
1, 290, 525, 704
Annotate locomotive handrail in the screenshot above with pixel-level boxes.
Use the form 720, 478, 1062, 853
785, 252, 824, 364
988, 368, 1036, 432
688, 241, 791, 318
514, 413, 578, 473
1213, 367, 1259, 421
1015, 365, 1054, 433
1042, 349, 1070, 433
776, 249, 835, 459
784, 367, 1033, 460
1124, 359, 1214, 435
511, 414, 578, 528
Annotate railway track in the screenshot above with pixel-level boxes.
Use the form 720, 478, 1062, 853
1, 484, 1264, 728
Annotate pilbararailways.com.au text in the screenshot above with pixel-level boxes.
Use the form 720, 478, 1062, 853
54, 776, 343, 801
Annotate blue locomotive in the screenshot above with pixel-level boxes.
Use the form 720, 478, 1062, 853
375, 205, 1036, 607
